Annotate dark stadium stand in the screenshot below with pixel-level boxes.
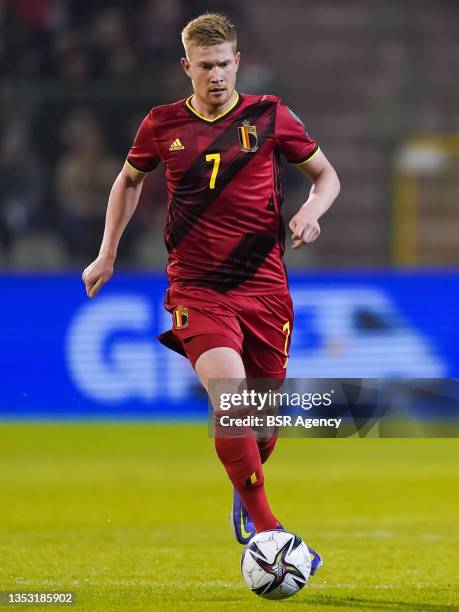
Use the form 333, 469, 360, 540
0, 0, 457, 269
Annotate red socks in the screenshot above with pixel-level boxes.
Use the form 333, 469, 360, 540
257, 433, 278, 464
215, 429, 280, 533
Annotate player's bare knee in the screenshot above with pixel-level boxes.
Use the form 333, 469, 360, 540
195, 346, 245, 389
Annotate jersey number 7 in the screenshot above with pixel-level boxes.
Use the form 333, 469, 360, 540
205, 153, 221, 190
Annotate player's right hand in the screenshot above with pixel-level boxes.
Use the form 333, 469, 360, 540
82, 255, 114, 298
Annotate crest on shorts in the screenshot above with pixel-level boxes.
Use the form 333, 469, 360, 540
174, 305, 188, 329
238, 120, 258, 153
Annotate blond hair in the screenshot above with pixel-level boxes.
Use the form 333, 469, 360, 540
181, 13, 237, 56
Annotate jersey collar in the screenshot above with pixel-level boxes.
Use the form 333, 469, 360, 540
185, 91, 241, 124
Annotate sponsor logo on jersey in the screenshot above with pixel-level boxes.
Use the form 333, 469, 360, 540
238, 120, 258, 152
174, 305, 188, 329
169, 138, 185, 151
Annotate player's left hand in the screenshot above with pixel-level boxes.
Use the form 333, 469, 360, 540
289, 207, 321, 249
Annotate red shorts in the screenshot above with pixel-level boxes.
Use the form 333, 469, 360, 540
157, 285, 294, 379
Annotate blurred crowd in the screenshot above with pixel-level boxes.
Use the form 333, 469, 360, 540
0, 0, 274, 268
1, 1, 458, 270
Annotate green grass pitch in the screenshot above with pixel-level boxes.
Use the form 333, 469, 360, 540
0, 424, 458, 611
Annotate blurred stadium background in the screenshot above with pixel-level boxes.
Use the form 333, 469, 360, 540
0, 0, 458, 416
1, 3, 459, 610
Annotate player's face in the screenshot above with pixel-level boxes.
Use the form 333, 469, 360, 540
182, 42, 240, 109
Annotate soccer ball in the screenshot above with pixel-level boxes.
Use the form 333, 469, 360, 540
241, 530, 311, 600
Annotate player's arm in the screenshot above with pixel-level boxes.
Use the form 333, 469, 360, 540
289, 150, 340, 249
82, 162, 146, 298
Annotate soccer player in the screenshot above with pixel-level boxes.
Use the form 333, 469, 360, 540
82, 13, 340, 575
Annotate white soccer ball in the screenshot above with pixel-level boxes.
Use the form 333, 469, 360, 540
241, 530, 311, 600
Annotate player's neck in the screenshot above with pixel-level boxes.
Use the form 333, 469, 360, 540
190, 90, 237, 120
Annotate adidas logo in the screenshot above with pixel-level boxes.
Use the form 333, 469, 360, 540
169, 138, 185, 151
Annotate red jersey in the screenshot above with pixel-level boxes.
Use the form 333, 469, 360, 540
127, 92, 319, 294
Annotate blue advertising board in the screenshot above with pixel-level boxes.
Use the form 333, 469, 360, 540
1, 271, 457, 419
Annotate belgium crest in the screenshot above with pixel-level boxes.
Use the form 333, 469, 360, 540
174, 305, 188, 329
238, 120, 258, 153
